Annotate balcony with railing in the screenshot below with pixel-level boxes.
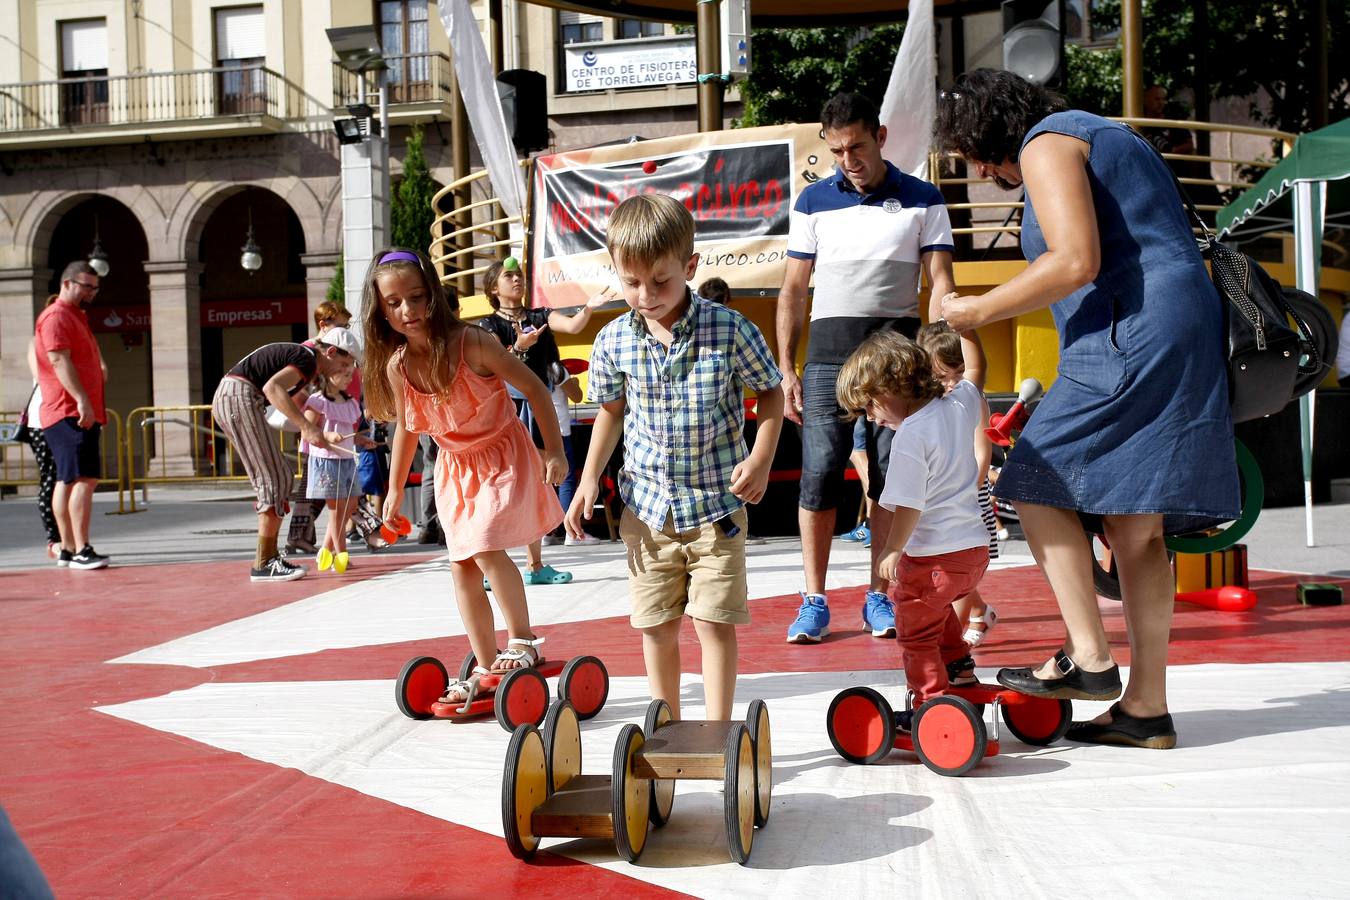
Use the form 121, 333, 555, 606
0, 65, 288, 148
332, 52, 454, 113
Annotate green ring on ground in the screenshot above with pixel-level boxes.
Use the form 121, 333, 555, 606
1165, 438, 1263, 554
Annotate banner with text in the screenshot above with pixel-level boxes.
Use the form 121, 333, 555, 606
562, 37, 696, 93
530, 123, 830, 309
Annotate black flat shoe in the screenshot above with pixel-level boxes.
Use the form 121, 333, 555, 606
996, 649, 1123, 701
1065, 701, 1177, 749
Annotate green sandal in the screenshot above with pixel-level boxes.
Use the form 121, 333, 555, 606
523, 564, 572, 585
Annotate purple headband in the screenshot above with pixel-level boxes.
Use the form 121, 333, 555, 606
378, 250, 421, 265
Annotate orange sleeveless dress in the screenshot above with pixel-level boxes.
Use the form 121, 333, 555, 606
398, 332, 563, 562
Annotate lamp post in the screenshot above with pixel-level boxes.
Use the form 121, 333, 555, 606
326, 25, 391, 320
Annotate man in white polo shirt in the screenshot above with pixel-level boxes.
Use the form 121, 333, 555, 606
776, 91, 956, 644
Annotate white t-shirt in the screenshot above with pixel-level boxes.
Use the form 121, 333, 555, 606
551, 374, 572, 438
26, 383, 44, 430
879, 379, 990, 557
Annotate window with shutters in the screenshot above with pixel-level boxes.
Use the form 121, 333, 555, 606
215, 6, 266, 114
60, 19, 109, 125
379, 0, 431, 102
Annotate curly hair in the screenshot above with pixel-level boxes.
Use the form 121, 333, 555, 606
836, 330, 944, 420
934, 68, 1066, 165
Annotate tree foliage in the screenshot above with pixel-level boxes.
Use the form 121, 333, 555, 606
391, 124, 438, 254
736, 25, 906, 128
326, 255, 344, 303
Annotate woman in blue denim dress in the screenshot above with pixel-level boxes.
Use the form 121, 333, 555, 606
935, 69, 1239, 749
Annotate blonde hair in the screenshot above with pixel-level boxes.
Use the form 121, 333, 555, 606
836, 330, 944, 418
916, 321, 963, 370
360, 247, 465, 421
606, 194, 695, 270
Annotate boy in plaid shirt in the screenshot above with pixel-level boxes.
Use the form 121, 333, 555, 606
565, 194, 785, 721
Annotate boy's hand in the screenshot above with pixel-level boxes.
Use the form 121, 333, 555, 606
877, 549, 903, 584
729, 456, 772, 504
564, 482, 598, 539
543, 448, 568, 486
382, 490, 403, 523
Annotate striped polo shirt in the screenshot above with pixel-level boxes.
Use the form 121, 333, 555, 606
787, 160, 954, 364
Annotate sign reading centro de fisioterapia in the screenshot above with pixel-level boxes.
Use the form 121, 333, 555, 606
540, 142, 791, 260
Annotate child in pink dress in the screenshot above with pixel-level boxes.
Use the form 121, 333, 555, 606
360, 248, 567, 705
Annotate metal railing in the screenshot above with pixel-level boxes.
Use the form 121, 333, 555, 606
332, 52, 453, 109
0, 409, 127, 513
0, 65, 286, 134
430, 167, 528, 291
123, 404, 303, 512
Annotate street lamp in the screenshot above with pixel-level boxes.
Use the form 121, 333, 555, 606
240, 207, 263, 274
88, 216, 110, 277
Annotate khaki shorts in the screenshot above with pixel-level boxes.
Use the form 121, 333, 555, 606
620, 506, 750, 628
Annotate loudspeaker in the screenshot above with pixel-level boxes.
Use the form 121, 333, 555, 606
496, 68, 548, 153
1002, 0, 1065, 87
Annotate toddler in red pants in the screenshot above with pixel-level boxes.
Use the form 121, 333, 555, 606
835, 316, 988, 729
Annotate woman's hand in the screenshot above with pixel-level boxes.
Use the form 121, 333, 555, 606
939, 292, 987, 332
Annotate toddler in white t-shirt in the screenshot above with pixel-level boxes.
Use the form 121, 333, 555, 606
835, 320, 988, 728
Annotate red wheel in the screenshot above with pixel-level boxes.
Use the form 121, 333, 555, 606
457, 651, 479, 682
826, 687, 895, 765
912, 696, 986, 776
395, 656, 448, 720
558, 656, 609, 720
1001, 696, 1073, 746
495, 667, 550, 732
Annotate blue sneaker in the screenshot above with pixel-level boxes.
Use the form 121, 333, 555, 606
786, 593, 831, 643
863, 590, 896, 638
840, 522, 871, 544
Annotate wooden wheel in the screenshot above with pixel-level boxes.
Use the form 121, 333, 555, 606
558, 655, 609, 720
394, 656, 447, 720
826, 687, 895, 765
541, 700, 581, 794
1001, 696, 1073, 746
912, 696, 987, 777
495, 667, 551, 732
610, 724, 651, 863
723, 724, 755, 865
643, 699, 676, 826
502, 725, 547, 859
745, 699, 772, 827
457, 651, 478, 682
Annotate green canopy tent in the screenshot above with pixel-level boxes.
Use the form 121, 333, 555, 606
1218, 118, 1350, 547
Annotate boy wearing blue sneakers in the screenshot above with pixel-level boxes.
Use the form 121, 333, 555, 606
565, 194, 785, 721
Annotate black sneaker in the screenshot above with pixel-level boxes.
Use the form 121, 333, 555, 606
56, 548, 73, 568
70, 545, 109, 570
250, 555, 306, 583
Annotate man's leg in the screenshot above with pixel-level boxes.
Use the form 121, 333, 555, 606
69, 478, 96, 549
51, 480, 74, 553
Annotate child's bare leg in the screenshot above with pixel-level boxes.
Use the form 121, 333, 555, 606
476, 549, 537, 669
323, 500, 338, 551
953, 592, 974, 624
641, 619, 683, 720
333, 498, 354, 553
692, 618, 737, 721
525, 540, 542, 571
447, 558, 499, 694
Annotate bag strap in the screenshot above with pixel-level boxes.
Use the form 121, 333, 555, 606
18, 383, 38, 426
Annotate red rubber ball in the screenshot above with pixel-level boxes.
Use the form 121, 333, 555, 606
642, 160, 657, 175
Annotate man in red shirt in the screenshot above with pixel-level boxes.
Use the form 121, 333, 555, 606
34, 261, 110, 570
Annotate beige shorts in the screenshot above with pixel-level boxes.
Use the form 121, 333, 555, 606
620, 506, 750, 628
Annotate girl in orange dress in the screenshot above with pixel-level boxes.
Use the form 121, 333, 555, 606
361, 248, 567, 705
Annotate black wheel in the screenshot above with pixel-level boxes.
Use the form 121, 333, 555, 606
494, 667, 551, 732
1001, 697, 1073, 746
541, 700, 582, 793
643, 699, 676, 827
611, 723, 650, 863
745, 699, 772, 827
1090, 535, 1123, 601
457, 651, 478, 682
826, 687, 895, 765
723, 724, 755, 865
558, 655, 609, 720
912, 696, 987, 777
502, 724, 547, 859
395, 656, 447, 720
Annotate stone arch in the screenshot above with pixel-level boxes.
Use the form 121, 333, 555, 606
169, 160, 332, 263
16, 185, 163, 271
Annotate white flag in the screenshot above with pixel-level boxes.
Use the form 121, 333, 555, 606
878, 0, 936, 180
436, 0, 526, 220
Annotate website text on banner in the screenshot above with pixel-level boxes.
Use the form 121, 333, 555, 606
530, 123, 828, 309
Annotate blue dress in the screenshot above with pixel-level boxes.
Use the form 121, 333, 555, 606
994, 111, 1240, 534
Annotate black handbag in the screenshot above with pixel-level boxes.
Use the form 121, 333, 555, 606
1136, 128, 1329, 423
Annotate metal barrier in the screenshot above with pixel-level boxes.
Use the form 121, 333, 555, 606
0, 409, 127, 512
122, 404, 301, 513
430, 164, 530, 291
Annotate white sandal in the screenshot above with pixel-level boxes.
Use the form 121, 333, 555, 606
963, 607, 998, 647
439, 665, 490, 713
491, 636, 545, 673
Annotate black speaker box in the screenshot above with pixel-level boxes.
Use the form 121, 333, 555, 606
496, 68, 548, 153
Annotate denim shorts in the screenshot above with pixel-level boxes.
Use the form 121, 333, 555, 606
798, 363, 893, 511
